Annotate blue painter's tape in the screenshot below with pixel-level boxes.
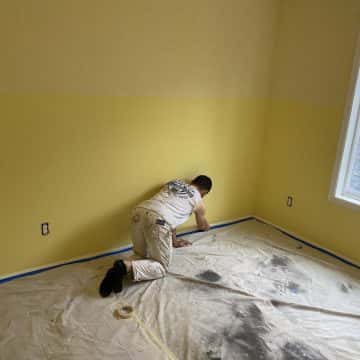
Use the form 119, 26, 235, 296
254, 218, 360, 270
180, 217, 359, 269
0, 246, 133, 285
178, 216, 255, 236
1, 216, 358, 285
0, 218, 254, 285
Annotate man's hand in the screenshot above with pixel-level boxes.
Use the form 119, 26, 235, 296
173, 238, 192, 248
172, 229, 192, 247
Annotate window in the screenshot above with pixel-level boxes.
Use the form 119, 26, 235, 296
331, 35, 360, 209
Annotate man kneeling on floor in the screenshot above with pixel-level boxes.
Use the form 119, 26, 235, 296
99, 175, 212, 297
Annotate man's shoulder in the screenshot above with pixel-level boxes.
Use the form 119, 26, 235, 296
193, 198, 205, 212
167, 179, 196, 198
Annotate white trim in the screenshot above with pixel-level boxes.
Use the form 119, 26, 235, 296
330, 33, 360, 209
254, 216, 359, 268
330, 195, 360, 211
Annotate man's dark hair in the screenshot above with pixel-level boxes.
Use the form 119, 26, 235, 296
191, 175, 212, 192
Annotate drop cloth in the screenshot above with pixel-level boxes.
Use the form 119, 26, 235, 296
0, 219, 359, 359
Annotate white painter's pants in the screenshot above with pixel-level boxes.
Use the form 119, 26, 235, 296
131, 207, 172, 281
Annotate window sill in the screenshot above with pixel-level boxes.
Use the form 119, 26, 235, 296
330, 194, 360, 211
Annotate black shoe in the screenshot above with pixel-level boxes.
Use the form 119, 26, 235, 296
113, 259, 127, 275
99, 267, 117, 297
112, 260, 127, 294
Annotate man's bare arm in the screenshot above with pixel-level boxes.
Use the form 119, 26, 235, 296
194, 202, 210, 231
172, 229, 177, 245
172, 229, 191, 247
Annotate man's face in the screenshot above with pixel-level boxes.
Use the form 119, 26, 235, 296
200, 190, 209, 198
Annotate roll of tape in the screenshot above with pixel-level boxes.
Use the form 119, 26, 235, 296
117, 305, 134, 319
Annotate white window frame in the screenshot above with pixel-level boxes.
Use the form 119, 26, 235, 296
330, 34, 360, 210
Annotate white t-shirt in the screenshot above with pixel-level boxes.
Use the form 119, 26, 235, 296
138, 180, 203, 228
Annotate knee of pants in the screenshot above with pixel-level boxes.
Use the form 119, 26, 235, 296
155, 265, 167, 278
132, 260, 167, 281
150, 261, 168, 278
160, 261, 170, 274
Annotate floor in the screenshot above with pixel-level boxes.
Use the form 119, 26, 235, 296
0, 219, 359, 359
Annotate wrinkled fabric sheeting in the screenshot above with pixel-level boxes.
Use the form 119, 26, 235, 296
0, 219, 359, 359
0, 260, 169, 360
120, 276, 337, 360
274, 304, 360, 360
170, 220, 360, 317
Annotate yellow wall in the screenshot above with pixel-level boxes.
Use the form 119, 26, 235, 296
0, 1, 278, 276
5, 0, 358, 276
257, 1, 360, 264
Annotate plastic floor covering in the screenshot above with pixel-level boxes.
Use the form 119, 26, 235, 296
0, 219, 359, 359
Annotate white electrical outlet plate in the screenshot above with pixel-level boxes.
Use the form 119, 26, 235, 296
41, 223, 50, 236
287, 196, 293, 207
